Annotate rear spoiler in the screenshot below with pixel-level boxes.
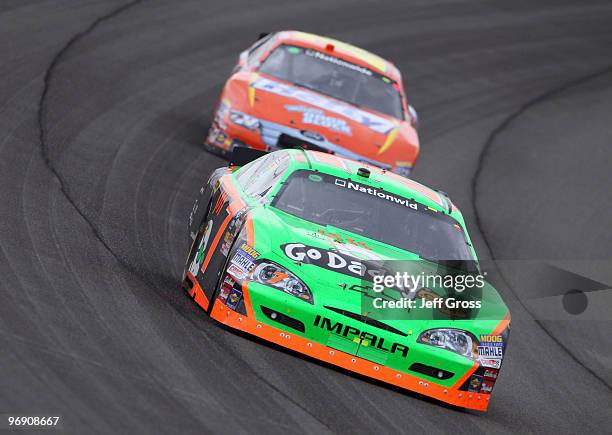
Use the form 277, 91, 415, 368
229, 146, 268, 167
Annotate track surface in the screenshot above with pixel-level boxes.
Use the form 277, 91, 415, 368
1, 1, 612, 433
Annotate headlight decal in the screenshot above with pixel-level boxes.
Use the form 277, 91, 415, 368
252, 261, 313, 304
417, 328, 479, 360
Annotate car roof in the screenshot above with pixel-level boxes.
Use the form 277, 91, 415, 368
275, 30, 401, 82
283, 149, 451, 212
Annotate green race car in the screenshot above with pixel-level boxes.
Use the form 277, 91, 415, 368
183, 148, 510, 411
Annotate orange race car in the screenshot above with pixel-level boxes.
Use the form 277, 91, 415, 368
205, 30, 420, 177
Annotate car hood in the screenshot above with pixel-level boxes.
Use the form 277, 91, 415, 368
249, 206, 509, 330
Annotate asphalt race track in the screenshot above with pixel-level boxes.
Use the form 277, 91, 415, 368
1, 1, 612, 433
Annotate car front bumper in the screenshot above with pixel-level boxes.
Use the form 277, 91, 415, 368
187, 274, 509, 412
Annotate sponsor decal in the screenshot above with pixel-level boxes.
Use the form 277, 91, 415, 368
334, 178, 421, 211
304, 49, 373, 76
478, 345, 503, 358
229, 243, 260, 276
285, 105, 352, 135
226, 263, 247, 280
212, 178, 222, 193
479, 358, 502, 369
189, 220, 213, 276
221, 210, 247, 257
468, 374, 483, 393
483, 368, 499, 380
317, 229, 370, 249
208, 127, 227, 146
480, 334, 503, 345
253, 78, 395, 134
239, 243, 260, 260
218, 275, 236, 303
226, 288, 242, 311
218, 133, 229, 145
232, 252, 256, 274
310, 229, 382, 261
315, 229, 380, 261
282, 243, 385, 280
313, 315, 409, 358
478, 334, 504, 359
212, 192, 229, 215
220, 231, 233, 256
480, 380, 495, 394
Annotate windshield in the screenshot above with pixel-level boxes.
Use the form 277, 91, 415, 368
271, 170, 475, 264
259, 44, 404, 119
